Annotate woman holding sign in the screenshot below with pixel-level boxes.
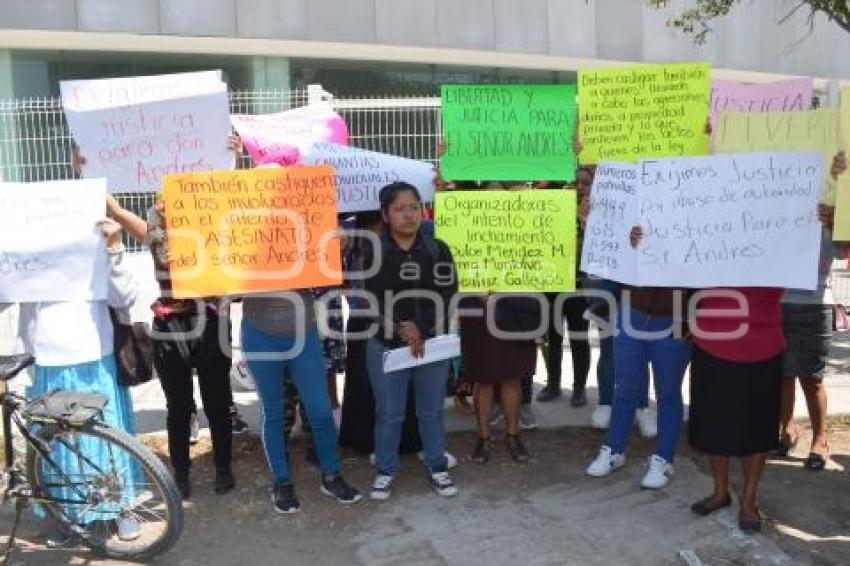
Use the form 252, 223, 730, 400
364, 182, 459, 501
17, 217, 142, 542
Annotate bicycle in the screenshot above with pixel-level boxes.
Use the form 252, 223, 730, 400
0, 354, 183, 562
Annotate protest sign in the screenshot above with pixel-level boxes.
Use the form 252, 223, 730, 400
577, 63, 710, 163
439, 85, 577, 181
61, 72, 233, 193
579, 162, 640, 283
435, 190, 576, 292
709, 77, 812, 127
60, 70, 223, 111
162, 166, 342, 298
581, 152, 823, 289
833, 87, 850, 240
230, 104, 348, 166
300, 142, 434, 212
714, 107, 840, 203
0, 179, 108, 302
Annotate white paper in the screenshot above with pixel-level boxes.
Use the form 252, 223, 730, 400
580, 161, 640, 283
581, 152, 823, 290
0, 179, 108, 302
302, 142, 436, 212
60, 70, 224, 111
64, 89, 233, 193
382, 334, 460, 373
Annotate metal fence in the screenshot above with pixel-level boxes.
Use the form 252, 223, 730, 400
0, 85, 442, 250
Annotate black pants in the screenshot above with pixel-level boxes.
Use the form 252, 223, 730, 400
153, 311, 233, 474
544, 293, 591, 390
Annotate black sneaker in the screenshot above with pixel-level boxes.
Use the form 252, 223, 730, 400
427, 469, 458, 497
231, 413, 250, 435
536, 384, 562, 403
174, 470, 191, 500
214, 466, 235, 495
272, 482, 301, 514
570, 388, 588, 408
320, 474, 363, 505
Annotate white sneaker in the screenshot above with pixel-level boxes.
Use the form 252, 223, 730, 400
641, 455, 674, 489
116, 516, 141, 541
189, 412, 200, 445
369, 474, 395, 501
417, 451, 458, 469
635, 408, 657, 438
590, 405, 612, 429
519, 405, 538, 430
369, 453, 376, 466
586, 446, 625, 477
428, 470, 458, 497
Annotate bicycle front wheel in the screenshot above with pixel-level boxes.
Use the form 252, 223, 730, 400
26, 421, 183, 560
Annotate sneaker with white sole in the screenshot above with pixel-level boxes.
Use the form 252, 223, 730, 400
320, 474, 363, 505
641, 455, 674, 489
115, 516, 141, 541
369, 473, 395, 500
417, 451, 458, 469
586, 446, 625, 477
189, 412, 200, 445
591, 405, 612, 429
427, 470, 458, 497
635, 408, 658, 438
519, 405, 538, 430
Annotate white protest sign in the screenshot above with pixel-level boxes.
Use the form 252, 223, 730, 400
230, 104, 348, 166
581, 152, 823, 290
60, 70, 224, 111
61, 72, 233, 193
0, 179, 108, 302
580, 162, 640, 283
301, 142, 435, 212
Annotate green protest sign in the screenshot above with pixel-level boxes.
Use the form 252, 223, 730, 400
435, 190, 576, 292
440, 85, 577, 182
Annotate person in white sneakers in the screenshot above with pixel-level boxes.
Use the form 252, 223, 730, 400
586, 228, 692, 490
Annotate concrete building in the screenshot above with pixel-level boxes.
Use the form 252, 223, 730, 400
1, 0, 849, 99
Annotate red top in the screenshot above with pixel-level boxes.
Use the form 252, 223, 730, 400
692, 287, 784, 363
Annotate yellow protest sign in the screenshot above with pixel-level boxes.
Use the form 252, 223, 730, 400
162, 166, 342, 298
578, 63, 710, 163
434, 190, 576, 292
833, 88, 850, 240
715, 107, 840, 204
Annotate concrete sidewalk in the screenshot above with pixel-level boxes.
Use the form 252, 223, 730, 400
129, 331, 850, 437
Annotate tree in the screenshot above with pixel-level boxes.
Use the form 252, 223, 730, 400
646, 0, 850, 44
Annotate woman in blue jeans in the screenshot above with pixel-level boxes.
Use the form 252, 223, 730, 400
241, 290, 362, 514
364, 182, 458, 500
586, 228, 692, 489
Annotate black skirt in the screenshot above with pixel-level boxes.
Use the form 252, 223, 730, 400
688, 346, 782, 457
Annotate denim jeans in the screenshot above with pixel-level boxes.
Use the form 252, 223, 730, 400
366, 338, 449, 475
241, 320, 340, 483
597, 335, 649, 408
606, 308, 692, 461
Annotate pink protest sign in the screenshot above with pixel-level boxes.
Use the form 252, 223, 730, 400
231, 105, 349, 166
709, 77, 813, 127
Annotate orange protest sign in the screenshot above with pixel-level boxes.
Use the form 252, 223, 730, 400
162, 166, 342, 298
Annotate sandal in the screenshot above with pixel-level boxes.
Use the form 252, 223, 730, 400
776, 429, 800, 457
738, 509, 762, 534
471, 437, 493, 464
804, 452, 828, 471
506, 434, 529, 463
690, 494, 732, 516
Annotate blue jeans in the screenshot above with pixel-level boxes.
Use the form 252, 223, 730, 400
241, 320, 340, 483
584, 277, 648, 408
366, 338, 449, 476
606, 308, 692, 461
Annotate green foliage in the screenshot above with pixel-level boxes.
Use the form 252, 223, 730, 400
646, 0, 850, 43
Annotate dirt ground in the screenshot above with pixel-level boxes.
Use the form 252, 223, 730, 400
1, 417, 848, 566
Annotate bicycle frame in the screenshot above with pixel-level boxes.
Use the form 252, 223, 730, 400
2, 387, 105, 507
